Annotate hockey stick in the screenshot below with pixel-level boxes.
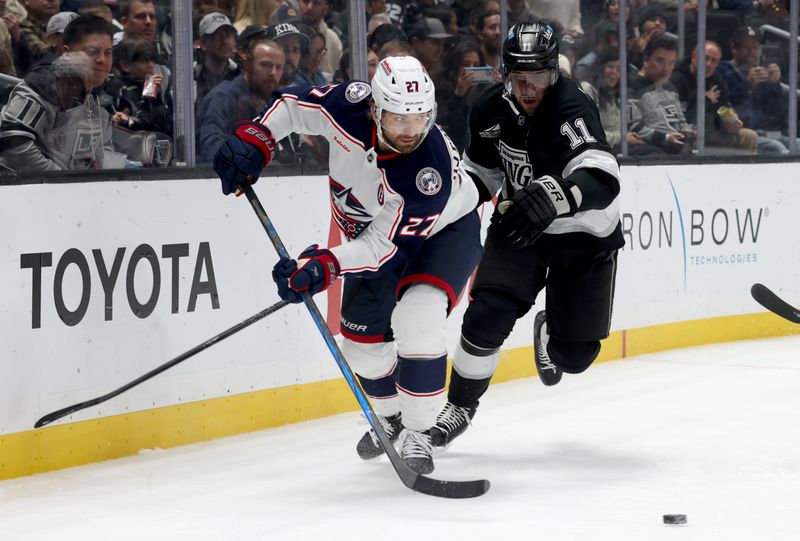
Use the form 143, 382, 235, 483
34, 299, 290, 428
751, 283, 800, 324
242, 184, 490, 499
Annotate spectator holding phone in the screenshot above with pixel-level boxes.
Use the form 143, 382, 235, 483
436, 40, 497, 152
716, 25, 789, 146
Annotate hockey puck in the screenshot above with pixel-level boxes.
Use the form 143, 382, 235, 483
663, 514, 687, 525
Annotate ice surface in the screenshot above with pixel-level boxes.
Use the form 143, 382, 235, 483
1, 336, 799, 540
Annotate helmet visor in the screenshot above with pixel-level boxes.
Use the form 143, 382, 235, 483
380, 110, 435, 136
509, 70, 556, 95
377, 108, 436, 153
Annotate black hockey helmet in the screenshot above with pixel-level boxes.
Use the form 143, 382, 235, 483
502, 21, 560, 77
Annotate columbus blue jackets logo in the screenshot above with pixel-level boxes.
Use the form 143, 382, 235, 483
330, 178, 372, 239
415, 167, 442, 195
345, 82, 371, 103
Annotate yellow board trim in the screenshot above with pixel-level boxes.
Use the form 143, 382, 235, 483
1, 313, 797, 481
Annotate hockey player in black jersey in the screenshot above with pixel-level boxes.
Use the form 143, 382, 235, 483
431, 22, 625, 447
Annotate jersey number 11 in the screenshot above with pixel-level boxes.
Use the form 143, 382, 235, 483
560, 118, 597, 150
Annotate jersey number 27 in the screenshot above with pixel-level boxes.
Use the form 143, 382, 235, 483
399, 214, 439, 237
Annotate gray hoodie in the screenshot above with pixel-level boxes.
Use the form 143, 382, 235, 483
0, 62, 113, 172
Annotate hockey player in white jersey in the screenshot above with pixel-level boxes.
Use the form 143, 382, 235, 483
213, 56, 483, 474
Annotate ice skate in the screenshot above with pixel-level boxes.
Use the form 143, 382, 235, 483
398, 428, 434, 474
356, 412, 403, 460
534, 311, 562, 386
430, 401, 477, 447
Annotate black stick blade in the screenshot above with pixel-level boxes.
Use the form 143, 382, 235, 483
379, 427, 490, 498
243, 186, 491, 498
35, 398, 103, 428
411, 476, 491, 499
751, 283, 800, 324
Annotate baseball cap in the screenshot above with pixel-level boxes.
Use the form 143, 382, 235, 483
368, 23, 407, 51
732, 25, 762, 43
47, 11, 79, 36
265, 23, 310, 46
274, 4, 302, 24
236, 25, 270, 49
408, 17, 452, 40
199, 12, 236, 38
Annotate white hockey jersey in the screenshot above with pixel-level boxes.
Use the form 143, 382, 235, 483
257, 81, 479, 276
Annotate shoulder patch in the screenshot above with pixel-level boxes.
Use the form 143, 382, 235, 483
345, 82, 371, 103
416, 167, 442, 195
479, 123, 501, 139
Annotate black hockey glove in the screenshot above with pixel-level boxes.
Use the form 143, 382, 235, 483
497, 175, 578, 247
213, 121, 276, 195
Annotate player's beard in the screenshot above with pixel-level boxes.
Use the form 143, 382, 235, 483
515, 92, 544, 114
383, 131, 425, 154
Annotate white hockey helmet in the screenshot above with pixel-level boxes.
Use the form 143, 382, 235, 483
370, 56, 437, 152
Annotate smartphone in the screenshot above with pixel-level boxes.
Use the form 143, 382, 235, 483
759, 43, 782, 67
464, 66, 497, 84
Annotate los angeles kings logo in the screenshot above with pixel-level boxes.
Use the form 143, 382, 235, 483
498, 141, 533, 189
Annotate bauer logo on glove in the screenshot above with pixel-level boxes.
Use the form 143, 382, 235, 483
242, 126, 273, 146
271, 245, 341, 304
213, 121, 276, 196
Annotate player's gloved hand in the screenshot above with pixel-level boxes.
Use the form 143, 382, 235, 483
213, 120, 275, 195
271, 245, 341, 304
497, 175, 578, 246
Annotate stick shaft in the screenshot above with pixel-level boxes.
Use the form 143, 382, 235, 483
242, 184, 490, 498
34, 300, 289, 428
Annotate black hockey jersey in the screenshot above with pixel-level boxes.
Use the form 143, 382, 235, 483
463, 77, 624, 251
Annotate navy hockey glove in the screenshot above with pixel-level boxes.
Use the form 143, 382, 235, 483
272, 257, 302, 303
271, 245, 341, 304
213, 120, 275, 195
497, 175, 578, 246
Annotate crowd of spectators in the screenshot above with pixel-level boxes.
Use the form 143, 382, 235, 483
0, 0, 798, 173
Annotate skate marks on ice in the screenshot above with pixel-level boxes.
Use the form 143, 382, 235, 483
0, 335, 799, 540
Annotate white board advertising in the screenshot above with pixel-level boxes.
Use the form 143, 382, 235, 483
614, 163, 799, 328
1, 162, 798, 435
